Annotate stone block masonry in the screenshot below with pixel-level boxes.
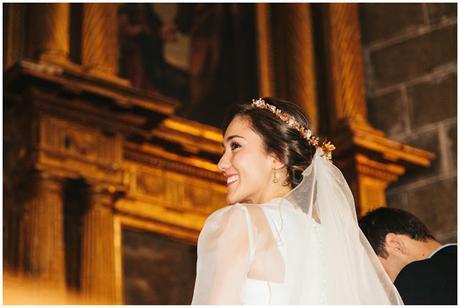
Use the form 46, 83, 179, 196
359, 3, 457, 242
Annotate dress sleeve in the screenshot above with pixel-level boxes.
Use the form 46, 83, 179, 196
191, 204, 254, 304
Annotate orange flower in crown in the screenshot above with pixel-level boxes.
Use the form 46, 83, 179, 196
251, 98, 335, 160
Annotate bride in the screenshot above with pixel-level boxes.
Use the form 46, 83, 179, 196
191, 97, 403, 305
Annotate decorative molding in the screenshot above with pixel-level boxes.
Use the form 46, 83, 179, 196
117, 213, 201, 245
6, 60, 179, 116
115, 200, 206, 244
124, 162, 226, 215
35, 115, 127, 190
125, 143, 224, 184
332, 119, 434, 215
153, 116, 223, 155
334, 119, 435, 167
355, 154, 405, 182
39, 115, 121, 168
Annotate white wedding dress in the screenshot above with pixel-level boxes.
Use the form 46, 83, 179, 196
192, 199, 325, 304
192, 150, 403, 305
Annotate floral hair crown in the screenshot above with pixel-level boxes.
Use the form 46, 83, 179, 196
251, 98, 336, 160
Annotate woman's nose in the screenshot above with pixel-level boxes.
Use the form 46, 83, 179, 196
217, 152, 230, 172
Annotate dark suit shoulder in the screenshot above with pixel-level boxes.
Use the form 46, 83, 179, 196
395, 258, 437, 284
394, 247, 457, 305
431, 245, 457, 261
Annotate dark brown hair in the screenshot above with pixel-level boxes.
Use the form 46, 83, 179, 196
222, 97, 316, 187
358, 207, 436, 258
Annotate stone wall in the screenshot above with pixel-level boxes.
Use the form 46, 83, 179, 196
359, 3, 457, 242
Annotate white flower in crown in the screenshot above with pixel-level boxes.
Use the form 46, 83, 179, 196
252, 98, 265, 108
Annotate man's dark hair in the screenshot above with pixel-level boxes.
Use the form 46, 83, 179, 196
359, 207, 435, 258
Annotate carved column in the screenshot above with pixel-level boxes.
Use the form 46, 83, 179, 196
320, 3, 434, 215
4, 4, 27, 69
268, 4, 318, 130
27, 3, 71, 67
321, 3, 377, 214
278, 4, 318, 129
81, 3, 124, 84
81, 186, 118, 304
4, 188, 23, 272
322, 3, 368, 130
19, 172, 66, 287
255, 3, 275, 98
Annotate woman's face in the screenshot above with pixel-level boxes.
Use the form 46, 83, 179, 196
218, 115, 281, 205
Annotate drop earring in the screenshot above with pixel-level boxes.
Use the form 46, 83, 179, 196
273, 169, 279, 183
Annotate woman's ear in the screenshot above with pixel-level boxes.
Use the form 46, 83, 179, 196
269, 153, 285, 170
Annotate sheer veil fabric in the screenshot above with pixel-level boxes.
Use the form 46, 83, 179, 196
192, 149, 403, 305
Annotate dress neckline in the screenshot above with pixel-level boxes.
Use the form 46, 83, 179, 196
235, 198, 300, 211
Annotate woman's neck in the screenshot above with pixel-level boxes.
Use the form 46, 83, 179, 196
253, 184, 292, 204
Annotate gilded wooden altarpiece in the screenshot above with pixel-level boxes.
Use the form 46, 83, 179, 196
4, 60, 226, 304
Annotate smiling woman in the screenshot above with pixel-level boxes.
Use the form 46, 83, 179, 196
191, 97, 404, 305
218, 116, 291, 205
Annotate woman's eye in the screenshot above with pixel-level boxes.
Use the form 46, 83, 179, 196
230, 142, 241, 150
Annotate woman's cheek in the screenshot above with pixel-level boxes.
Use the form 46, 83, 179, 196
230, 151, 242, 167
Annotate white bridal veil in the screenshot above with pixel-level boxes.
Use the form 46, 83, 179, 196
192, 148, 403, 304
284, 148, 403, 304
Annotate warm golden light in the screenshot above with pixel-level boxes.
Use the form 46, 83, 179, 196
3, 272, 102, 305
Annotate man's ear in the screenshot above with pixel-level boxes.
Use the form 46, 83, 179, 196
384, 233, 408, 257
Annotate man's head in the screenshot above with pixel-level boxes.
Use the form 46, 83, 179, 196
359, 207, 441, 281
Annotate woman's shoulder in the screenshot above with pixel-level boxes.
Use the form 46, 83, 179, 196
199, 204, 254, 243
205, 203, 250, 223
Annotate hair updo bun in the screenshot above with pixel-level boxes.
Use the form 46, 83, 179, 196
222, 97, 316, 188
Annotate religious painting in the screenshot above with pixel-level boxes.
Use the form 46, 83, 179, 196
122, 228, 197, 304
118, 3, 259, 127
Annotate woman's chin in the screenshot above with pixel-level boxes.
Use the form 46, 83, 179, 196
226, 194, 241, 205
226, 196, 236, 205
